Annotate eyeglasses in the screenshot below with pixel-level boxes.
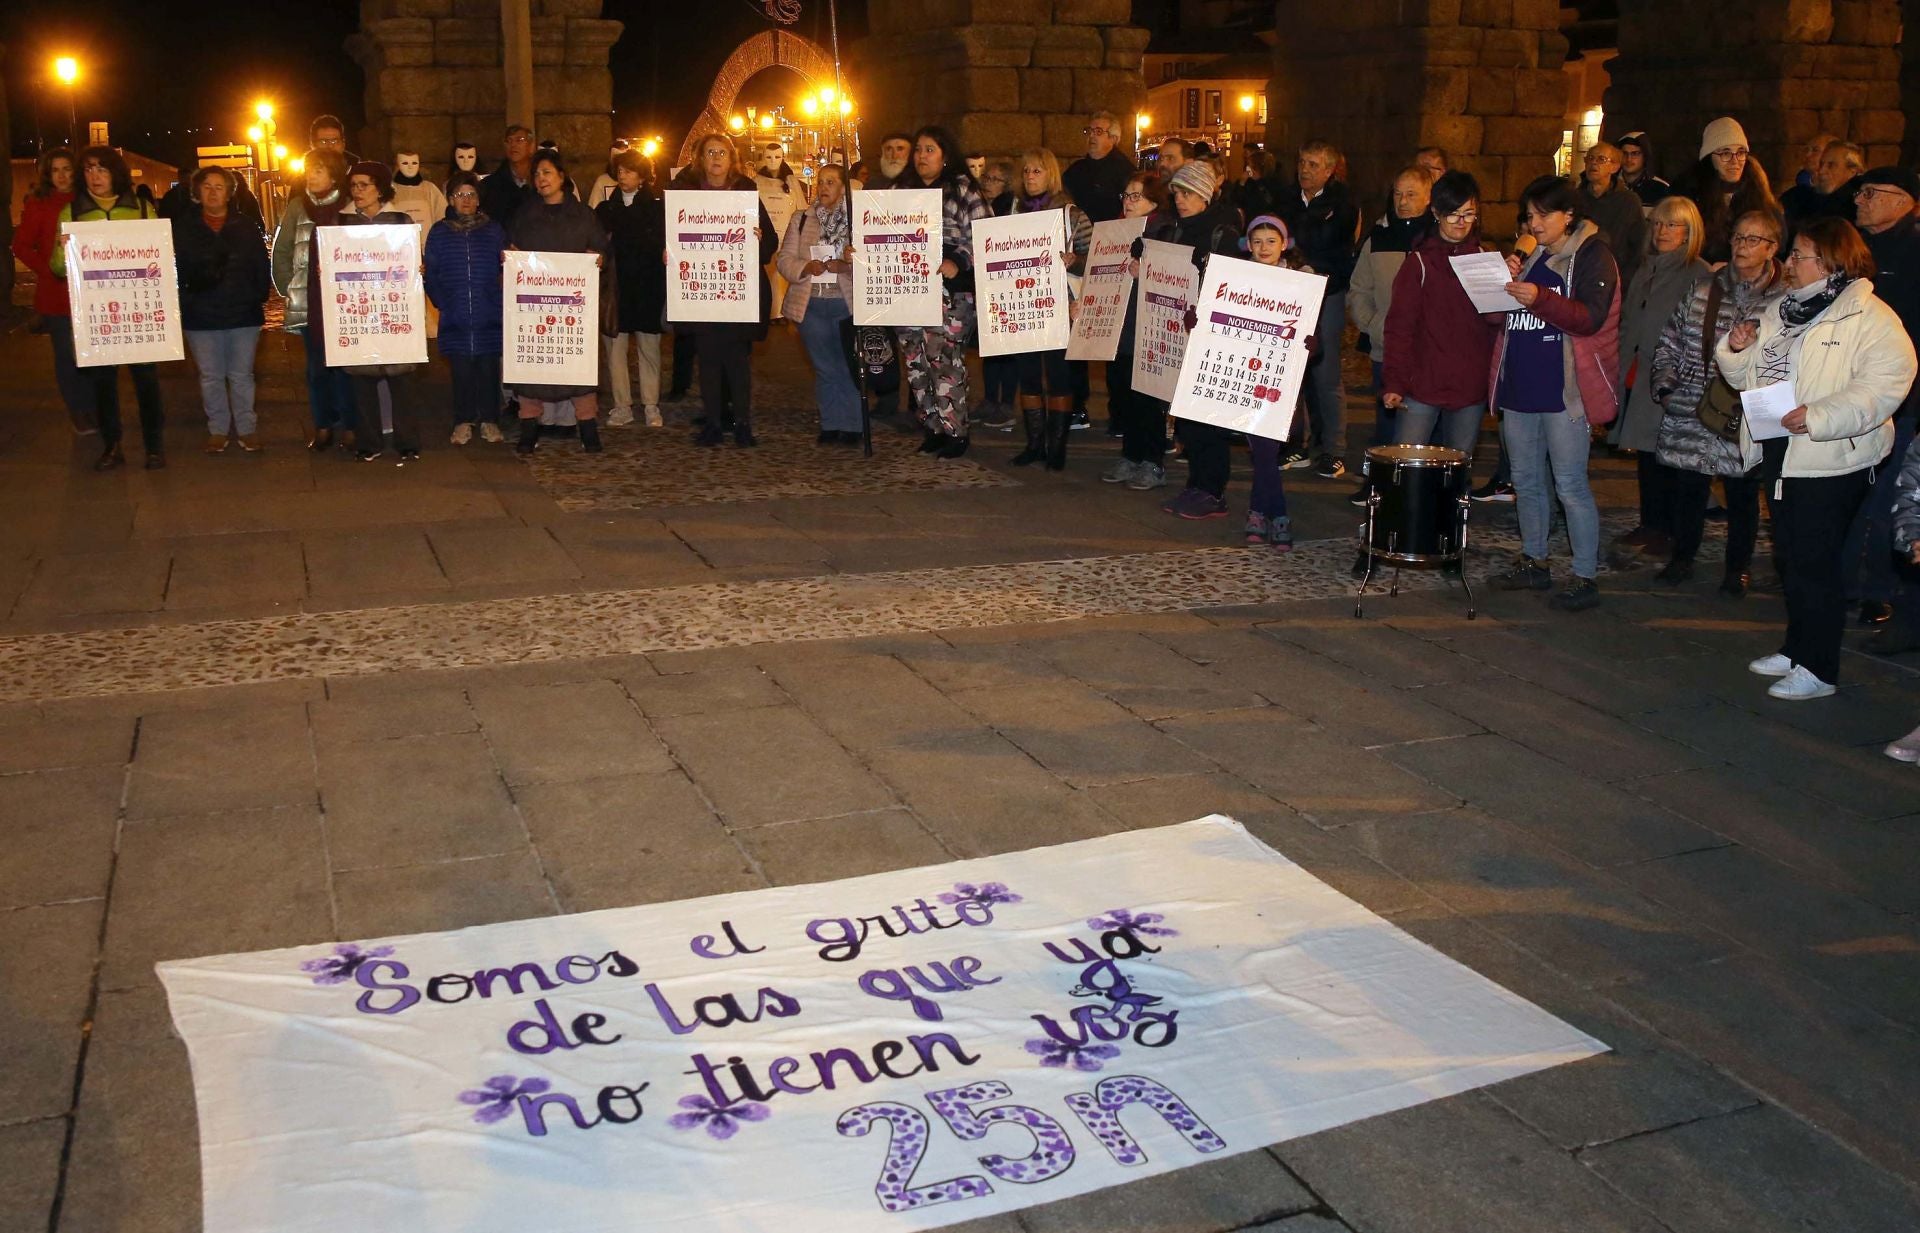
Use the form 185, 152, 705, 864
1651, 219, 1688, 230
1785, 252, 1823, 265
1583, 153, 1618, 165
1083, 127, 1114, 138
1856, 185, 1911, 202
1120, 191, 1146, 202
1442, 210, 1478, 225
450, 190, 479, 200
1729, 233, 1777, 246
1710, 147, 1750, 159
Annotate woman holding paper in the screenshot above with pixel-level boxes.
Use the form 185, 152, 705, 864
509, 149, 613, 454
338, 161, 428, 464
674, 134, 777, 449
597, 150, 667, 430
1486, 175, 1620, 613
272, 147, 356, 453
777, 163, 862, 444
891, 126, 992, 459
1155, 161, 1247, 523
1718, 217, 1916, 698
12, 147, 95, 435
1105, 171, 1176, 489
1008, 149, 1093, 470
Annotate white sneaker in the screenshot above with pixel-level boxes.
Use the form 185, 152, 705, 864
1885, 724, 1920, 763
479, 422, 504, 444
1748, 652, 1794, 677
643, 404, 663, 427
607, 405, 635, 427
1101, 458, 1139, 484
450, 423, 473, 446
1767, 665, 1837, 700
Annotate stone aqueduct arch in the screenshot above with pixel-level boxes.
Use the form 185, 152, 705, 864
677, 30, 839, 168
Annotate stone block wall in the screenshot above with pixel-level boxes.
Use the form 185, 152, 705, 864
349, 0, 621, 180
1607, 0, 1903, 190
1266, 0, 1569, 228
851, 1, 1150, 163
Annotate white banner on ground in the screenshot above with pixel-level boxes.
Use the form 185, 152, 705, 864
975, 210, 1071, 358
503, 251, 601, 387
665, 189, 761, 324
850, 189, 942, 327
64, 219, 184, 367
1066, 217, 1148, 363
1131, 239, 1201, 402
315, 225, 427, 367
160, 817, 1604, 1233
1170, 254, 1328, 442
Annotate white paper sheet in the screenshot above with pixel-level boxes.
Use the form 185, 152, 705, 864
1169, 254, 1328, 441
665, 189, 761, 323
975, 210, 1072, 358
1131, 238, 1201, 402
810, 243, 840, 285
316, 224, 428, 367
64, 218, 185, 367
1066, 217, 1149, 362
503, 250, 601, 387
1450, 249, 1524, 314
851, 189, 943, 327
1741, 380, 1798, 440
160, 817, 1605, 1233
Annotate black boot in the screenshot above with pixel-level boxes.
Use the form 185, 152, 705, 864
1011, 400, 1046, 466
516, 417, 540, 455
579, 419, 602, 453
918, 430, 944, 454
936, 434, 969, 459
1044, 403, 1071, 472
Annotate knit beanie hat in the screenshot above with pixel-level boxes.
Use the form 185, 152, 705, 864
347, 160, 394, 201
1860, 165, 1920, 202
1243, 214, 1291, 249
1169, 160, 1217, 204
1699, 117, 1749, 160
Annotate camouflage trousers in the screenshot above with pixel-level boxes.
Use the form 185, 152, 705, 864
897, 293, 976, 437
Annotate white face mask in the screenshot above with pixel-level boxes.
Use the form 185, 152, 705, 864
396, 154, 421, 177
454, 148, 477, 172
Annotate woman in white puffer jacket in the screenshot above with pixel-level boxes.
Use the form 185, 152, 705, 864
1717, 216, 1917, 699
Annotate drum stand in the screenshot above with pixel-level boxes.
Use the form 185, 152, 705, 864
1353, 492, 1477, 621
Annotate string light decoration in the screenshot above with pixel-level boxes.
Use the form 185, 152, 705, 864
747, 0, 802, 23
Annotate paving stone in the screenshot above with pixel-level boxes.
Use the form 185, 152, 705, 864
1422, 676, 1713, 784
1636, 701, 1920, 820
0, 1119, 65, 1233
1440, 631, 1716, 717
102, 807, 332, 989
0, 899, 104, 1121
470, 680, 674, 785
515, 772, 761, 912
865, 733, 1123, 857
319, 731, 526, 869
162, 535, 306, 610
1610, 953, 1920, 1185
1020, 1150, 1316, 1233
1277, 1092, 1669, 1233
663, 513, 831, 567
0, 709, 133, 772
0, 765, 122, 909
58, 987, 202, 1233
1156, 708, 1458, 827
16, 548, 171, 616
1256, 617, 1490, 686
1156, 627, 1484, 747
958, 681, 1214, 787
1241, 1217, 1353, 1233
310, 682, 477, 750
1581, 1104, 1920, 1233
1029, 630, 1267, 719
653, 705, 896, 826
898, 637, 1064, 692
427, 523, 582, 587
767, 654, 988, 749
300, 530, 449, 598
622, 665, 790, 718
125, 701, 314, 819
1380, 734, 1723, 866
741, 807, 952, 883
334, 852, 556, 937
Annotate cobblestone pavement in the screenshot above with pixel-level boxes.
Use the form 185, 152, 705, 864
1, 318, 1917, 1233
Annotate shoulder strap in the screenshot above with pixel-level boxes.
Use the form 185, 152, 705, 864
1700, 277, 1724, 371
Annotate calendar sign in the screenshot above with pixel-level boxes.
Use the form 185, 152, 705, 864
975, 210, 1069, 359
1131, 239, 1201, 402
665, 189, 760, 324
502, 251, 601, 387
849, 189, 941, 327
316, 225, 427, 367
1065, 216, 1148, 362
1170, 254, 1328, 442
64, 219, 183, 367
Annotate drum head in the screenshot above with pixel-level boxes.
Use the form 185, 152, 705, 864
1364, 444, 1470, 467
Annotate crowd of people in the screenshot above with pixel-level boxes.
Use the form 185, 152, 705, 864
13, 111, 1920, 715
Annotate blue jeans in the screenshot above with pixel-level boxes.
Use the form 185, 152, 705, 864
1502, 408, 1600, 579
1397, 398, 1486, 461
797, 296, 862, 433
187, 326, 261, 435
1248, 436, 1289, 518
303, 332, 355, 431
1369, 361, 1396, 447
1303, 290, 1345, 460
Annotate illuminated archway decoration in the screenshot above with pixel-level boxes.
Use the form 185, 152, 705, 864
677, 29, 837, 167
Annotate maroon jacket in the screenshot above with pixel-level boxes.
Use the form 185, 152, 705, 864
1382, 230, 1499, 409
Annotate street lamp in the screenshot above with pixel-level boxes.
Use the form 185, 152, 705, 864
1238, 94, 1256, 176
640, 137, 660, 159
728, 114, 746, 132
52, 56, 79, 145
1135, 111, 1149, 156
759, 112, 776, 131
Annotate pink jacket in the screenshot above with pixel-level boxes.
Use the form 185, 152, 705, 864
1486, 220, 1622, 425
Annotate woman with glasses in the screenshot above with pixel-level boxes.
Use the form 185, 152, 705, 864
1672, 117, 1779, 265
1719, 217, 1915, 698
1607, 195, 1712, 569
424, 171, 507, 444
1648, 208, 1787, 595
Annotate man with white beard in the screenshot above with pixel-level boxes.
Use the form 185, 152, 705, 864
865, 133, 913, 189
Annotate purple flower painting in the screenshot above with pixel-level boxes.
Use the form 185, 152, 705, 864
938, 881, 1023, 909
1089, 907, 1177, 938
1025, 1038, 1122, 1072
667, 1094, 771, 1140
298, 943, 395, 986
458, 1075, 551, 1124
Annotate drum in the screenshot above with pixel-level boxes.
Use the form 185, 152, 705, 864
1360, 444, 1472, 563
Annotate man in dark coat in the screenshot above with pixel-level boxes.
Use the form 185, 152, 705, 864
1063, 111, 1136, 224
1271, 138, 1360, 476
1850, 167, 1920, 648
480, 125, 540, 239
1783, 140, 1864, 232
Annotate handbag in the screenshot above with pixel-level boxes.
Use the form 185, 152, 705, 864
1695, 279, 1744, 443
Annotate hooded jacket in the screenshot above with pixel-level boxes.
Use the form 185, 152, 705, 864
1621, 132, 1672, 207
423, 212, 506, 357
1716, 277, 1917, 479
1348, 212, 1423, 363
1611, 246, 1712, 451
1488, 219, 1622, 424
1382, 227, 1499, 409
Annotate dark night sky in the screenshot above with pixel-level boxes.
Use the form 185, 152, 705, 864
2, 0, 874, 165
